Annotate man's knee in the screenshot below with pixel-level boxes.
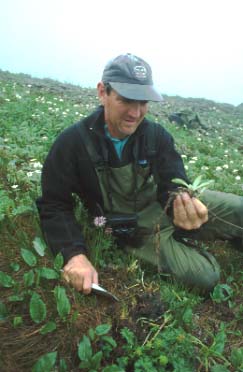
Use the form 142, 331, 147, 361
187, 267, 220, 293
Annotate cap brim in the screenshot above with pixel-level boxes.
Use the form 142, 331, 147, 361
109, 82, 163, 102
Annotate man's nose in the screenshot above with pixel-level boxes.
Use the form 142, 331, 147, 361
128, 102, 141, 117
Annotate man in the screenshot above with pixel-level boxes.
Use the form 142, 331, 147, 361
36, 53, 243, 294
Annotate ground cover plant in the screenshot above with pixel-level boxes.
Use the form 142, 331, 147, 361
0, 70, 243, 371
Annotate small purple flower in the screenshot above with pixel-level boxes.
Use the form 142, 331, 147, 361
94, 216, 107, 227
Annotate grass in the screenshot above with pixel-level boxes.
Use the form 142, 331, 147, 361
0, 69, 243, 371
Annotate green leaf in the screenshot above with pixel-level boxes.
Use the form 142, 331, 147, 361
196, 180, 214, 190
32, 351, 57, 372
192, 175, 203, 188
8, 294, 24, 302
103, 365, 125, 372
102, 335, 117, 348
59, 358, 68, 372
21, 248, 37, 267
13, 316, 23, 327
88, 328, 95, 341
95, 323, 111, 336
40, 321, 57, 335
54, 253, 64, 271
0, 301, 8, 320
211, 364, 229, 372
10, 262, 20, 272
54, 286, 71, 319
230, 348, 243, 368
24, 270, 35, 287
39, 267, 59, 280
211, 325, 226, 355
91, 351, 103, 369
29, 292, 47, 323
78, 335, 92, 361
33, 237, 46, 257
0, 271, 15, 288
171, 178, 189, 188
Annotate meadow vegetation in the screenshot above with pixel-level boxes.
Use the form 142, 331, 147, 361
0, 70, 243, 372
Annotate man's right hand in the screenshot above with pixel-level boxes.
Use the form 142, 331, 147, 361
62, 254, 98, 294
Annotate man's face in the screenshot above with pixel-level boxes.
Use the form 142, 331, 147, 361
97, 83, 148, 139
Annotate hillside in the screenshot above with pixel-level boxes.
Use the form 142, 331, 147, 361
0, 69, 243, 372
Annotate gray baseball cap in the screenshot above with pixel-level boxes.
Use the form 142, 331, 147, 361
102, 53, 163, 102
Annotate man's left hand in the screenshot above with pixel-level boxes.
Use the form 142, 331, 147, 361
173, 192, 208, 230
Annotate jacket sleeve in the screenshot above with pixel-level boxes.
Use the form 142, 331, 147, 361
156, 125, 190, 207
36, 126, 88, 264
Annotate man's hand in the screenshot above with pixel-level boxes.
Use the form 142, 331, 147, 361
173, 192, 208, 230
62, 254, 98, 294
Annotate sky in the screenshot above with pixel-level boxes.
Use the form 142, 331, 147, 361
1, 0, 243, 106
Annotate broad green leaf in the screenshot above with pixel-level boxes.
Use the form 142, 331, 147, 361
192, 175, 202, 188
13, 316, 23, 327
59, 358, 68, 372
78, 335, 92, 361
196, 180, 214, 189
40, 321, 56, 335
21, 248, 37, 267
88, 327, 95, 341
91, 351, 103, 369
0, 301, 8, 320
33, 237, 46, 257
95, 323, 111, 336
54, 253, 64, 271
29, 292, 46, 323
171, 178, 189, 188
0, 271, 15, 288
10, 262, 20, 272
102, 335, 117, 348
54, 286, 71, 319
32, 351, 57, 372
103, 365, 125, 372
24, 270, 35, 287
39, 267, 59, 280
231, 347, 243, 368
211, 326, 226, 355
8, 294, 24, 302
211, 365, 229, 372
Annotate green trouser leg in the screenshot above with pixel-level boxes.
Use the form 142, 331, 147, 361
128, 190, 243, 293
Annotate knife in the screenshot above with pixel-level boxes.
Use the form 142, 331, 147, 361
91, 283, 119, 302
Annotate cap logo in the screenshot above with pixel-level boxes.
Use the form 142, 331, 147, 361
133, 65, 147, 80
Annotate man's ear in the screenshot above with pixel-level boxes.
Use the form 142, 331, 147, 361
97, 82, 106, 105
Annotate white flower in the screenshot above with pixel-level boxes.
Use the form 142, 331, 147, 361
27, 171, 34, 177
33, 162, 42, 169
94, 216, 107, 227
235, 176, 241, 180
232, 169, 238, 173
181, 154, 187, 158
216, 166, 222, 171
223, 164, 229, 169
11, 185, 18, 189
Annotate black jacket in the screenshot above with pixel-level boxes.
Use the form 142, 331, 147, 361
36, 106, 188, 263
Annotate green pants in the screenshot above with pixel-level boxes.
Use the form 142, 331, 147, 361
128, 190, 243, 292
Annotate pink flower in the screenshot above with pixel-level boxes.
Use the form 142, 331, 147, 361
94, 216, 107, 227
